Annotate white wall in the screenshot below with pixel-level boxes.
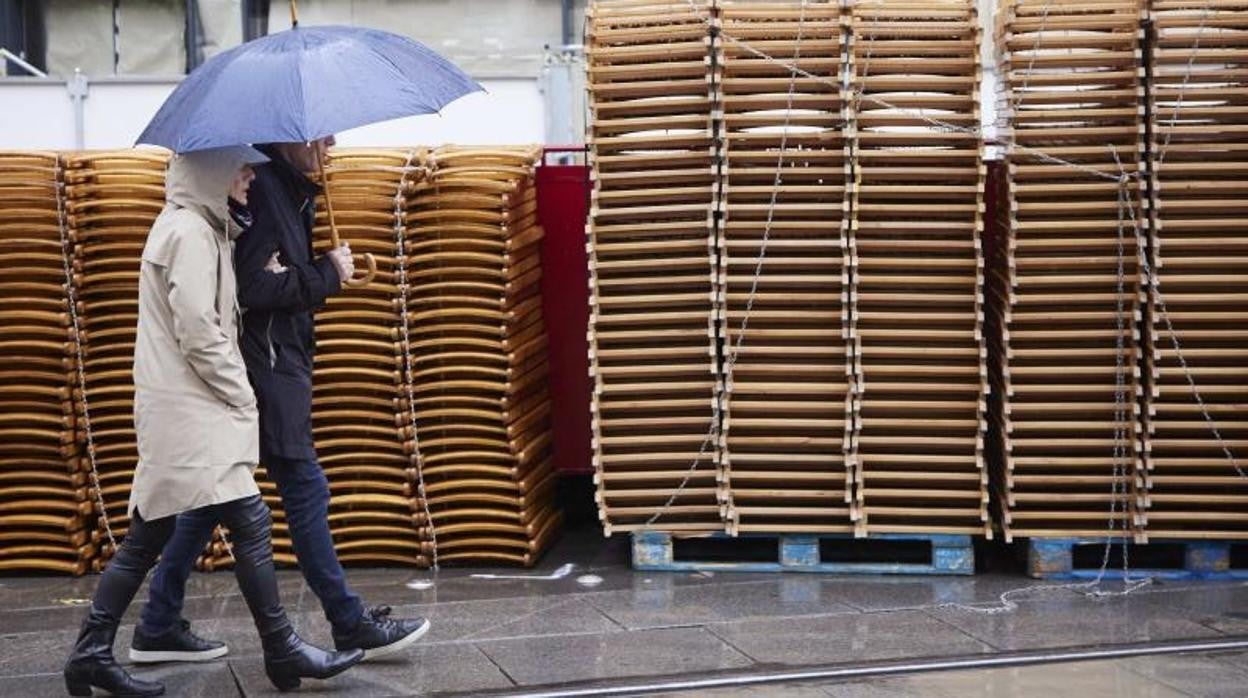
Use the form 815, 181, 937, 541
0, 78, 544, 150
334, 82, 545, 147
0, 81, 77, 149
85, 81, 179, 149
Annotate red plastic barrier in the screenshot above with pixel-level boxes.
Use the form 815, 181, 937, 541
537, 148, 592, 474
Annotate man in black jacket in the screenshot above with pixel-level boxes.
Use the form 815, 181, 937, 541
127, 137, 430, 665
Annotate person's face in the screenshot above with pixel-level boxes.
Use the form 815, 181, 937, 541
277, 136, 335, 173
230, 165, 256, 205
312, 135, 335, 165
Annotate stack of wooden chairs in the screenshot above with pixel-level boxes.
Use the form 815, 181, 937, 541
0, 144, 561, 575
848, 0, 990, 537
0, 151, 95, 575
198, 148, 439, 571
994, 0, 1149, 542
200, 146, 561, 569
406, 145, 560, 566
64, 150, 173, 568
586, 0, 728, 534
716, 0, 856, 535
307, 149, 435, 567
1143, 0, 1248, 540
585, 0, 993, 539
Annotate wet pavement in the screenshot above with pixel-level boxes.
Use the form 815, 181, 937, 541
2, 529, 1247, 696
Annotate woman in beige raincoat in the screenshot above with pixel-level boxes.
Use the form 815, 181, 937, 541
64, 146, 362, 698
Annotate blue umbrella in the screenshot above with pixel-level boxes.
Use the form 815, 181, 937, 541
137, 25, 482, 153
137, 23, 482, 286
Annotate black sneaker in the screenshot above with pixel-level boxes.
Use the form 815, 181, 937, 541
332, 606, 430, 661
129, 619, 229, 664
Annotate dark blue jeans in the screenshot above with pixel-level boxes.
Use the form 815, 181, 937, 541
138, 456, 365, 637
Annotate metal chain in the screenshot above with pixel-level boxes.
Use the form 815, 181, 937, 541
1139, 3, 1245, 478
938, 6, 1147, 614
633, 0, 1232, 603
634, 0, 727, 528
643, 0, 810, 529
214, 524, 235, 565
1123, 164, 1246, 478
1145, 269, 1247, 479
707, 9, 1126, 182
664, 2, 1219, 208
1153, 4, 1215, 169
850, 0, 878, 118
53, 155, 117, 553
393, 150, 439, 569
1098, 148, 1150, 596
1006, 0, 1056, 122
950, 10, 1229, 606
943, 154, 1151, 615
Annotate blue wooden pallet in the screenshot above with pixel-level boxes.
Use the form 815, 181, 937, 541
1027, 538, 1248, 581
631, 532, 975, 575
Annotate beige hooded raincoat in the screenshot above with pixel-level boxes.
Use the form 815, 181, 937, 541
129, 146, 265, 521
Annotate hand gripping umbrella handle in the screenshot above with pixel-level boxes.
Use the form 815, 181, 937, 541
316, 148, 376, 288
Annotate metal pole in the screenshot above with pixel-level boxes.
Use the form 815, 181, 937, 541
561, 0, 573, 47
242, 0, 271, 41
68, 69, 88, 150
184, 0, 202, 72
112, 0, 120, 75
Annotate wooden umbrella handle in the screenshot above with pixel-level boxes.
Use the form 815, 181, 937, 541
354, 253, 378, 287
315, 148, 376, 288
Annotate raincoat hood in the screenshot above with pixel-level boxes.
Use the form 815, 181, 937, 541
165, 146, 268, 235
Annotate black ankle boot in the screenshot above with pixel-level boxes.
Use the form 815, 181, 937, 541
262, 627, 363, 692
63, 606, 165, 697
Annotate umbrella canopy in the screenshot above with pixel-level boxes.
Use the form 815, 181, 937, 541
137, 25, 483, 152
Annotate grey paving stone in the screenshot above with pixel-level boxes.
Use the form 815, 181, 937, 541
1119, 582, 1248, 623
0, 577, 100, 611
0, 674, 73, 698
814, 573, 1086, 613
375, 570, 637, 606
587, 578, 858, 630
382, 595, 623, 645
390, 566, 792, 607
819, 659, 1189, 698
227, 643, 511, 697
1209, 649, 1248, 671
475, 626, 753, 686
929, 591, 1225, 651
0, 658, 240, 697
0, 572, 315, 637
708, 609, 991, 665
1203, 615, 1248, 635
1125, 651, 1248, 698
0, 629, 89, 676
818, 678, 936, 698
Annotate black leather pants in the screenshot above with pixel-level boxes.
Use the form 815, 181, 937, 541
88, 494, 292, 642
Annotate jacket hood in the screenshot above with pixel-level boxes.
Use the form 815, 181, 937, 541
166, 146, 267, 234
